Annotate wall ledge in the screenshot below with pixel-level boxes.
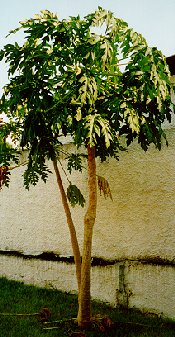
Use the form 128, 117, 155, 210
0, 250, 175, 267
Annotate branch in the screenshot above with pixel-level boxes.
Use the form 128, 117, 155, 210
0, 307, 51, 321
58, 159, 71, 184
8, 160, 28, 171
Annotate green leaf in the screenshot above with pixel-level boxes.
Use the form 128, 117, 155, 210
0, 6, 174, 172
67, 153, 83, 174
67, 184, 85, 207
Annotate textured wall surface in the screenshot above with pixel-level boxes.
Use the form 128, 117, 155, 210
1, 128, 175, 319
128, 262, 175, 319
1, 129, 175, 261
0, 255, 117, 306
1, 255, 175, 319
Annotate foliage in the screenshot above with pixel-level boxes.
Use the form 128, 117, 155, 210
0, 7, 174, 325
0, 166, 10, 189
97, 175, 113, 200
0, 122, 20, 188
0, 121, 20, 166
0, 7, 174, 195
67, 183, 86, 207
67, 153, 85, 174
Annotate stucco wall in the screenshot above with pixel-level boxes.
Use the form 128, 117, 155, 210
1, 255, 175, 319
1, 129, 175, 261
1, 128, 175, 319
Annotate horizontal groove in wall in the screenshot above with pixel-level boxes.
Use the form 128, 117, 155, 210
0, 250, 175, 267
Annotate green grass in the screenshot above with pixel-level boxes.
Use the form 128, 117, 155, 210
0, 277, 175, 336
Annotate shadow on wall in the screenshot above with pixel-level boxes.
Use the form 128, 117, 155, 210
1, 252, 175, 321
166, 55, 175, 75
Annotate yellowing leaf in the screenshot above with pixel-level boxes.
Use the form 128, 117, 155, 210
75, 107, 82, 121
97, 175, 113, 200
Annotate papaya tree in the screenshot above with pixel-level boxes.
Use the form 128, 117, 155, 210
0, 7, 174, 327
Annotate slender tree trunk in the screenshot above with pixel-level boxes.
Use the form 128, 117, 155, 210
52, 159, 81, 293
77, 145, 97, 328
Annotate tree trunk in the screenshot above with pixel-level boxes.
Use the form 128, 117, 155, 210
77, 145, 97, 328
52, 159, 81, 293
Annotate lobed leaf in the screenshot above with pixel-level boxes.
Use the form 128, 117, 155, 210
67, 184, 85, 207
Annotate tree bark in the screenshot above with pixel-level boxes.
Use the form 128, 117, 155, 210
52, 159, 81, 293
77, 145, 97, 328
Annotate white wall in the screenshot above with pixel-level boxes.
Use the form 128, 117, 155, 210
1, 255, 175, 319
1, 128, 175, 319
1, 129, 175, 261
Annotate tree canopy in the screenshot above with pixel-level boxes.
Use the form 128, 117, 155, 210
0, 7, 174, 327
0, 7, 173, 188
